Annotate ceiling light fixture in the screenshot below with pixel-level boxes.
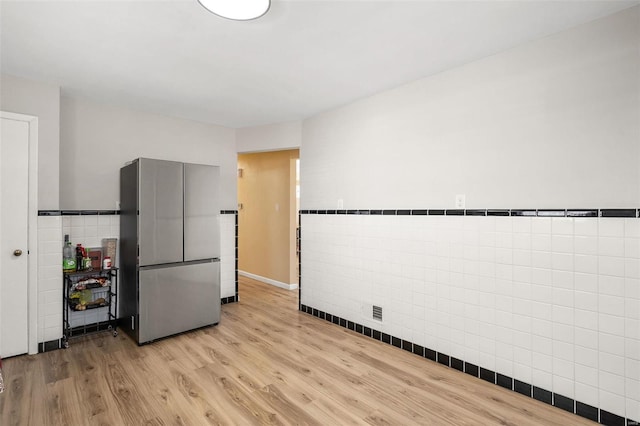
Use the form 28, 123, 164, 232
198, 0, 270, 21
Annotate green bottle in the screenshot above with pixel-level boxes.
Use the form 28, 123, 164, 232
62, 235, 76, 273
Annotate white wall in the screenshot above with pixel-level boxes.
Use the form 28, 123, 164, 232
60, 96, 237, 210
236, 120, 301, 153
299, 5, 640, 423
1, 74, 60, 209
301, 6, 640, 210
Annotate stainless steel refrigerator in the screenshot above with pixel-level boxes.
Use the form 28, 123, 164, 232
120, 158, 221, 344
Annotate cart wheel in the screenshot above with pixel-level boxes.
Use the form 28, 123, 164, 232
113, 330, 118, 337
107, 325, 113, 331
63, 341, 69, 349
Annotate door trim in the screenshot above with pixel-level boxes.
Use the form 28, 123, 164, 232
1, 111, 39, 355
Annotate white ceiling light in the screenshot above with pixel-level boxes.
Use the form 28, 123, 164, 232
198, 0, 270, 21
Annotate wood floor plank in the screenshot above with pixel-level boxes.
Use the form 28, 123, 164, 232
0, 276, 596, 425
45, 377, 86, 426
102, 352, 159, 424
0, 353, 47, 426
196, 364, 284, 425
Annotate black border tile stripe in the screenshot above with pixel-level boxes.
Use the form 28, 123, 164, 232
38, 338, 61, 352
298, 212, 301, 311
464, 363, 479, 377
42, 209, 240, 216
600, 410, 626, 426
450, 357, 464, 371
511, 209, 537, 217
567, 209, 598, 217
533, 387, 552, 405
38, 210, 62, 216
234, 211, 239, 302
576, 401, 598, 422
298, 208, 639, 218
553, 393, 574, 413
480, 367, 495, 384
437, 352, 450, 366
412, 344, 424, 356
514, 380, 531, 397
425, 348, 436, 361
537, 209, 566, 217
221, 296, 237, 305
299, 303, 634, 426
496, 373, 513, 390
601, 209, 637, 218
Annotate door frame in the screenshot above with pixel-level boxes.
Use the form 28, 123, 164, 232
1, 111, 39, 355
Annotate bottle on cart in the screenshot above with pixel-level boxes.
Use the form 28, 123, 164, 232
62, 235, 76, 273
76, 244, 87, 271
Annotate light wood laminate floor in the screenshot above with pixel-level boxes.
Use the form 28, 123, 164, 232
0, 276, 593, 425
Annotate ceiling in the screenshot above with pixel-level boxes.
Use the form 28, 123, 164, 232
1, 0, 638, 128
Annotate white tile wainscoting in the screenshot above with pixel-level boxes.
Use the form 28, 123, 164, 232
300, 211, 639, 424
220, 211, 238, 301
36, 210, 238, 349
61, 213, 120, 330
37, 215, 63, 344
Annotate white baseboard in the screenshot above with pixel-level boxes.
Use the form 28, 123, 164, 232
238, 270, 299, 291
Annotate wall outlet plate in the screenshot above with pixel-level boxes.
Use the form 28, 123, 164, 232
455, 194, 465, 209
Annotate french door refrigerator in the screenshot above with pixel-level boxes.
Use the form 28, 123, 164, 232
120, 158, 220, 344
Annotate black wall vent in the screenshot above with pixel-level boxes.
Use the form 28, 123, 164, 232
373, 305, 383, 321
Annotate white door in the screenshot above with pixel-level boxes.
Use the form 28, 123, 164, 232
0, 116, 30, 358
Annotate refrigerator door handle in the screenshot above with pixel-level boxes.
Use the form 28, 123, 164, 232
139, 258, 217, 271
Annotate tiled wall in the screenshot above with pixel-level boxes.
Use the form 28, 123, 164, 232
36, 210, 238, 346
220, 211, 238, 300
37, 215, 63, 343
61, 213, 120, 328
300, 211, 640, 424
62, 213, 120, 255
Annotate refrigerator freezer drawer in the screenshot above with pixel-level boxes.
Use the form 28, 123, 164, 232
138, 261, 220, 344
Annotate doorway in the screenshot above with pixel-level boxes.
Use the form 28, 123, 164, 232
0, 112, 39, 357
237, 149, 299, 295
